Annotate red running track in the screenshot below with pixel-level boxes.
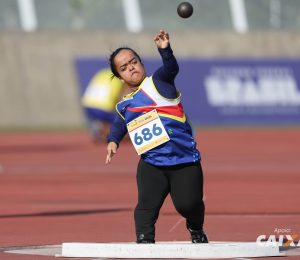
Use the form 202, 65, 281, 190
0, 128, 299, 260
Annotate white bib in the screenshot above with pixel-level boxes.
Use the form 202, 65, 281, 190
127, 110, 170, 155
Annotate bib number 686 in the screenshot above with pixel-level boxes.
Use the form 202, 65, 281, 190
134, 123, 162, 145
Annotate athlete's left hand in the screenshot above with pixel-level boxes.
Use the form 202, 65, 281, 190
154, 30, 170, 49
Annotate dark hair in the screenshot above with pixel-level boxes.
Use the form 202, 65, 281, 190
109, 47, 142, 78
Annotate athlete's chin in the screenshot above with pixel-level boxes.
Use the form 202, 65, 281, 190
130, 75, 144, 85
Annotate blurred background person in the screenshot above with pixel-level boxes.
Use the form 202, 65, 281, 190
81, 68, 124, 143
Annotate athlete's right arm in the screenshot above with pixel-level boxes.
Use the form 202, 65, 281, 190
106, 114, 127, 164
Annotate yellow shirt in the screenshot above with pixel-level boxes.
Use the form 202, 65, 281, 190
82, 68, 123, 112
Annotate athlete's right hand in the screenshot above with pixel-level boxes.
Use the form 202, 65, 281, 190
106, 142, 118, 164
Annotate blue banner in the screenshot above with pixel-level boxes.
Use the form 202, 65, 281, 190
75, 57, 300, 126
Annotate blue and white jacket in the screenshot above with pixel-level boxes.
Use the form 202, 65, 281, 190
107, 46, 200, 166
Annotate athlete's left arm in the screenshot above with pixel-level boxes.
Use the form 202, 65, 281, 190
152, 46, 179, 99
155, 46, 179, 83
153, 30, 179, 83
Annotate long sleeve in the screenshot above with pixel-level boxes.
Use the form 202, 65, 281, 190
107, 113, 127, 145
153, 45, 179, 99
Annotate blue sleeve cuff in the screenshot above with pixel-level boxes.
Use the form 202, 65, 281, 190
106, 137, 120, 147
158, 45, 173, 59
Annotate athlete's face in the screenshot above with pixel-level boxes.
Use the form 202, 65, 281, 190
114, 49, 146, 88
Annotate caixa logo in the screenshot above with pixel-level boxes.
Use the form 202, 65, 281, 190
256, 234, 300, 247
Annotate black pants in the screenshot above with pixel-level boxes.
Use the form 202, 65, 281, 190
134, 159, 205, 240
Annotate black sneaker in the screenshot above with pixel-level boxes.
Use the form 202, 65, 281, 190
136, 234, 155, 244
188, 228, 209, 243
